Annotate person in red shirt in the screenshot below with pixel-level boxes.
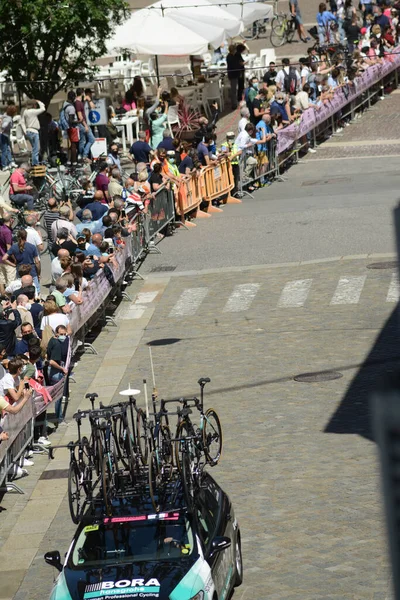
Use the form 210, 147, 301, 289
9, 163, 35, 210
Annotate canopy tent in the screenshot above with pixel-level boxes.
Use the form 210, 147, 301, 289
208, 0, 273, 26
107, 9, 219, 56
149, 0, 243, 37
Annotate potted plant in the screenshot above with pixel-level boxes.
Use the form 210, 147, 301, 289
177, 101, 201, 142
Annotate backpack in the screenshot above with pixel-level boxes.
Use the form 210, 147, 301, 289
59, 103, 73, 131
283, 68, 297, 94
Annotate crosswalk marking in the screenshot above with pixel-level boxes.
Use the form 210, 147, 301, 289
330, 276, 366, 305
278, 279, 313, 307
169, 288, 209, 316
386, 273, 400, 302
223, 283, 261, 313
135, 291, 159, 304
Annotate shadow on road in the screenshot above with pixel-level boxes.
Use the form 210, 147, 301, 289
325, 305, 400, 441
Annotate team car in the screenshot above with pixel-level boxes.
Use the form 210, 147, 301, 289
45, 472, 243, 600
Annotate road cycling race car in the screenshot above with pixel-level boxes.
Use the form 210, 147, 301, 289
45, 472, 243, 600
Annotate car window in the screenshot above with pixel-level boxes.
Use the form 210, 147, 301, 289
70, 513, 196, 567
196, 488, 219, 547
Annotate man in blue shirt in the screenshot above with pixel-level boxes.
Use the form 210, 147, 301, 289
129, 131, 152, 163
373, 5, 390, 28
76, 191, 108, 222
256, 114, 275, 153
157, 130, 175, 152
269, 92, 291, 125
197, 135, 213, 166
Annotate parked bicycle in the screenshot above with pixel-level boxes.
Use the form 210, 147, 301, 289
270, 11, 297, 46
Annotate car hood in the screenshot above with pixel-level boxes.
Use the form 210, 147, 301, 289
63, 558, 198, 600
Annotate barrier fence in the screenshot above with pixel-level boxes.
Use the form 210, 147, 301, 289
1, 54, 399, 491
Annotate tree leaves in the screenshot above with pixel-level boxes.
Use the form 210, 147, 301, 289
0, 0, 129, 106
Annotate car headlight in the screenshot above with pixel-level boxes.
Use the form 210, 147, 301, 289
190, 593, 204, 600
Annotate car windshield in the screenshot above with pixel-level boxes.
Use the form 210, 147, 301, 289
70, 512, 196, 567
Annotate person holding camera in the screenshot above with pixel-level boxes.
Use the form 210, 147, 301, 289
0, 300, 22, 355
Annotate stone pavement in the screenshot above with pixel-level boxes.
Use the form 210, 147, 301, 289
1, 256, 396, 600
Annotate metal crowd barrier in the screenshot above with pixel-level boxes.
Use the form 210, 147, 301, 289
236, 49, 400, 192
0, 186, 176, 491
0, 399, 34, 491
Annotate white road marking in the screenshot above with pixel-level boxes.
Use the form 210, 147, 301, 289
169, 288, 209, 316
330, 276, 366, 305
278, 279, 313, 307
120, 307, 146, 320
135, 291, 158, 304
386, 273, 400, 302
223, 283, 261, 313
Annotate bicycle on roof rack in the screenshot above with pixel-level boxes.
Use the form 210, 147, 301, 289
50, 378, 223, 521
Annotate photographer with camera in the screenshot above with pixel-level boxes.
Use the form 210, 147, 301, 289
0, 299, 22, 355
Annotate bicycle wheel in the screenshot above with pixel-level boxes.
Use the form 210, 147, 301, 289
203, 409, 223, 466
243, 21, 259, 40
181, 451, 195, 509
286, 20, 296, 43
101, 452, 113, 517
148, 451, 161, 513
160, 420, 174, 466
270, 15, 286, 47
68, 463, 82, 524
136, 408, 148, 466
174, 420, 192, 473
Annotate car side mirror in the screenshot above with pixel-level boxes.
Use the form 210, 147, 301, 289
209, 536, 231, 558
44, 550, 63, 572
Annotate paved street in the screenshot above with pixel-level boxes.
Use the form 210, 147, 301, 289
1, 61, 400, 600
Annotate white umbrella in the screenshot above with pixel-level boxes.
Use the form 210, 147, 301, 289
107, 9, 214, 55
150, 0, 243, 37
208, 0, 273, 26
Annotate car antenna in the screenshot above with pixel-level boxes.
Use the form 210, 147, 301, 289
149, 346, 158, 399
143, 378, 149, 420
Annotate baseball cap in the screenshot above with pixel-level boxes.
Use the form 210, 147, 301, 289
226, 131, 235, 138
76, 233, 86, 241
361, 27, 367, 34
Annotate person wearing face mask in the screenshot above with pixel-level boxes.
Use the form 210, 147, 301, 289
107, 168, 123, 199
106, 143, 122, 171
245, 77, 260, 116
165, 151, 180, 178
15, 295, 34, 339
269, 92, 292, 126
46, 325, 69, 424
14, 322, 37, 355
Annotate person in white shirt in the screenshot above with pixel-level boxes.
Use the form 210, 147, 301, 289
299, 58, 311, 89
51, 205, 78, 242
0, 356, 26, 403
5, 272, 38, 298
24, 214, 44, 253
22, 99, 45, 166
41, 299, 71, 336
235, 123, 267, 178
237, 107, 250, 134
275, 58, 301, 93
51, 248, 70, 283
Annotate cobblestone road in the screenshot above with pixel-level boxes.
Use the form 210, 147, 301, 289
3, 257, 395, 600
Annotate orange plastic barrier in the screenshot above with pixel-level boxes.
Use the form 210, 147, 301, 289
198, 156, 238, 213
177, 175, 202, 225
176, 157, 240, 224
